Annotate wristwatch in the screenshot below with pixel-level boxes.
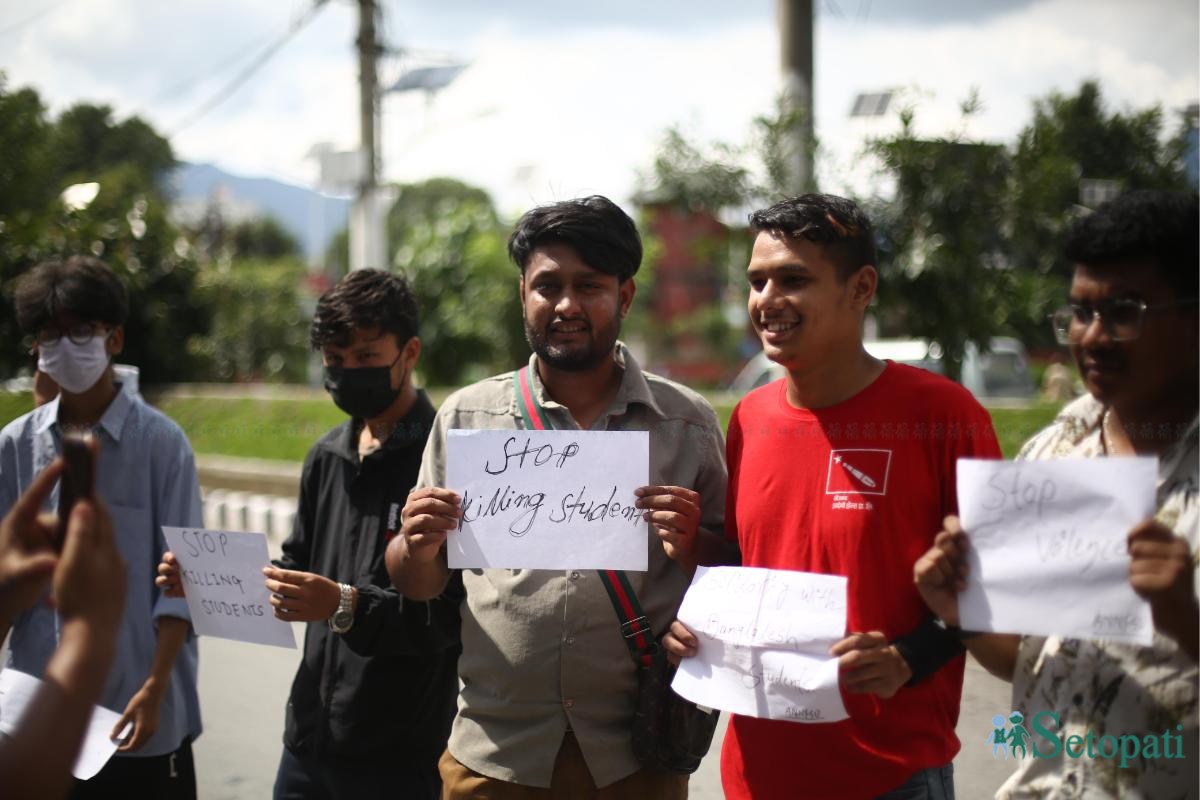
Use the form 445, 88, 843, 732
329, 583, 355, 634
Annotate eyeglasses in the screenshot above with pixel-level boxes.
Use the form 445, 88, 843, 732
1051, 298, 1198, 345
31, 322, 111, 349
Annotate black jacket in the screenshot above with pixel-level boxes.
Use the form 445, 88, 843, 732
277, 390, 462, 765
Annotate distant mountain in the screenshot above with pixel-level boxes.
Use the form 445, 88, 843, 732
170, 163, 350, 261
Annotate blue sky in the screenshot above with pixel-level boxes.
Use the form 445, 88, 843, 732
2, 0, 1196, 215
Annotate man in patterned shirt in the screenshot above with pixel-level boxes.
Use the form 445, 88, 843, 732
915, 190, 1198, 797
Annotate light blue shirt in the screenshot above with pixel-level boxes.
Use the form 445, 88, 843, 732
0, 386, 203, 757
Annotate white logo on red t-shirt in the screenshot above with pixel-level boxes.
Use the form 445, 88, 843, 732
825, 449, 892, 496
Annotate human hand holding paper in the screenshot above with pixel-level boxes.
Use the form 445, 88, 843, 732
1128, 519, 1199, 659
662, 618, 700, 664
263, 567, 343, 622
913, 515, 972, 627
400, 487, 461, 562
635, 484, 700, 562
831, 631, 912, 699
670, 566, 849, 723
155, 551, 185, 597
956, 457, 1156, 644
161, 527, 296, 649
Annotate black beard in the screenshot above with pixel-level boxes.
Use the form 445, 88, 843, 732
524, 320, 614, 372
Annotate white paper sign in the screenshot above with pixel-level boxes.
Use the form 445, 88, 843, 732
0, 668, 123, 779
671, 566, 849, 723
162, 527, 296, 649
446, 429, 650, 570
956, 457, 1156, 645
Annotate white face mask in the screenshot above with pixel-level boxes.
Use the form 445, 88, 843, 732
37, 335, 112, 394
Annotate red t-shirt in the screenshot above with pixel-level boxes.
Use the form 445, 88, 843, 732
721, 363, 1001, 800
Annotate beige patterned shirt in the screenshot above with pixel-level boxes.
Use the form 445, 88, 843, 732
416, 343, 727, 788
998, 394, 1198, 799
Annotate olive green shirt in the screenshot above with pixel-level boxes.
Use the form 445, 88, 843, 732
416, 344, 727, 788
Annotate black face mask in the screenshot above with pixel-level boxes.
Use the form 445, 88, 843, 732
323, 354, 404, 420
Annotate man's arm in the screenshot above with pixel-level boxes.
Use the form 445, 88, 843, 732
640, 409, 737, 570
1128, 518, 1199, 662
342, 571, 463, 657
112, 616, 187, 751
259, 451, 343, 624
126, 431, 202, 751
387, 410, 457, 601
914, 516, 1021, 681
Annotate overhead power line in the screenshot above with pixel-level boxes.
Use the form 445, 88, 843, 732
0, 0, 76, 38
169, 0, 332, 136
147, 33, 277, 108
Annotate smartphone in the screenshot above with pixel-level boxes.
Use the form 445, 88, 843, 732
56, 430, 95, 549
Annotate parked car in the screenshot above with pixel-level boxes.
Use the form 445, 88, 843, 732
729, 337, 1035, 401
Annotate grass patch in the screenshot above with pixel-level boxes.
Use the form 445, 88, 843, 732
0, 393, 33, 430
989, 404, 1061, 458
154, 397, 348, 461
0, 390, 1060, 462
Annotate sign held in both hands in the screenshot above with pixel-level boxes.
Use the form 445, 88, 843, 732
955, 457, 1157, 645
445, 429, 650, 571
161, 527, 296, 649
671, 566, 849, 724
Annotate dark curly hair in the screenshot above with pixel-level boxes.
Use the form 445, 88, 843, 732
507, 195, 642, 281
748, 193, 877, 282
14, 255, 129, 335
310, 268, 419, 350
1063, 190, 1199, 300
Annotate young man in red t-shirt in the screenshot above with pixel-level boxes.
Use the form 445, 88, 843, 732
665, 194, 1000, 799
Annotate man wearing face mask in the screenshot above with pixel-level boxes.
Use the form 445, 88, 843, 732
161, 268, 461, 799
1, 255, 203, 798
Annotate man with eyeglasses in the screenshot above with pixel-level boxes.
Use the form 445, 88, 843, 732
0, 255, 203, 799
915, 189, 1198, 797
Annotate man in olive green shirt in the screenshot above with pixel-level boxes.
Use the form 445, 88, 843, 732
387, 196, 729, 798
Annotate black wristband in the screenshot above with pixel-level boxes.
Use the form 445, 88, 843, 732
942, 622, 981, 640
892, 616, 967, 687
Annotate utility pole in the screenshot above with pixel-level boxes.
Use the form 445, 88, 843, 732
359, 0, 377, 191
350, 0, 387, 271
779, 0, 815, 194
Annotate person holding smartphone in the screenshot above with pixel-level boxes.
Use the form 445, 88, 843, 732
0, 255, 204, 799
0, 457, 128, 800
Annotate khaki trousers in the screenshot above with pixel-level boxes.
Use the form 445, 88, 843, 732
439, 733, 688, 800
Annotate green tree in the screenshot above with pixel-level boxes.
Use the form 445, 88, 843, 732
52, 105, 174, 186
633, 99, 812, 381
0, 79, 209, 383
0, 84, 55, 218
637, 96, 810, 213
187, 258, 309, 382
0, 77, 212, 383
870, 117, 1050, 380
1008, 81, 1191, 281
641, 127, 751, 213
871, 83, 1192, 372
387, 179, 525, 385
231, 216, 301, 260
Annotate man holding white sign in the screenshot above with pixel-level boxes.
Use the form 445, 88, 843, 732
2, 256, 203, 798
159, 270, 462, 799
388, 196, 728, 798
664, 194, 1002, 800
915, 190, 1198, 798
